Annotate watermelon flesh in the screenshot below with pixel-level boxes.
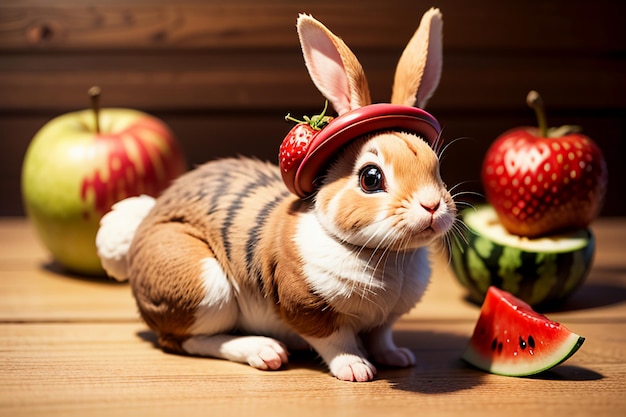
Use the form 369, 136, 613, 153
463, 286, 585, 376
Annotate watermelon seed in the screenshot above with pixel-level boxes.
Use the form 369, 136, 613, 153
528, 335, 536, 349
519, 336, 527, 350
498, 342, 503, 354
491, 337, 498, 351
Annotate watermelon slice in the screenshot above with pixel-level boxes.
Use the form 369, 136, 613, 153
463, 286, 585, 376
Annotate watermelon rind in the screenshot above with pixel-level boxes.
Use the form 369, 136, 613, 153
462, 286, 586, 377
463, 332, 585, 377
450, 205, 595, 308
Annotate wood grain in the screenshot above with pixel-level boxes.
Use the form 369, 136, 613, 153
0, 217, 625, 416
1, 0, 625, 218
1, 0, 623, 52
1, 52, 624, 112
1, 321, 624, 417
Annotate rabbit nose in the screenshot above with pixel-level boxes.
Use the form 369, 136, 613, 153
421, 200, 440, 214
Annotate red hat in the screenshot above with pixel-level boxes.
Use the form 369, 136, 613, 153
283, 103, 442, 198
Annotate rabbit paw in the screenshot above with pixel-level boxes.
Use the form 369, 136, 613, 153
183, 335, 289, 371
219, 336, 289, 371
372, 347, 416, 368
244, 338, 290, 370
329, 355, 377, 382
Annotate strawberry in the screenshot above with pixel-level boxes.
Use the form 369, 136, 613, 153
279, 102, 333, 190
482, 91, 608, 238
279, 124, 316, 174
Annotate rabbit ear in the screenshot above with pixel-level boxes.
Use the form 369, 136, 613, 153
391, 7, 443, 109
297, 14, 371, 115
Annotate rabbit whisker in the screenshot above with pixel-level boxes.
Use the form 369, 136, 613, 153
437, 136, 473, 161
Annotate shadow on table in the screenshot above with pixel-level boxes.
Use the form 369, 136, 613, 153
137, 327, 482, 392
458, 270, 626, 314
41, 259, 128, 285
284, 329, 487, 393
549, 268, 626, 312
136, 327, 602, 393
384, 330, 604, 391
526, 364, 604, 381
381, 329, 484, 393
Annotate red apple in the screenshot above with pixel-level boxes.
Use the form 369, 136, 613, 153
21, 87, 187, 275
482, 91, 608, 238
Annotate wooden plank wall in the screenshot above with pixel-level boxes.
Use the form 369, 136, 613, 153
1, 0, 624, 216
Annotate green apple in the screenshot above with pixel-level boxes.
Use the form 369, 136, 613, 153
21, 87, 187, 275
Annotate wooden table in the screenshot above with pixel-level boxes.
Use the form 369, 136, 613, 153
1, 217, 624, 416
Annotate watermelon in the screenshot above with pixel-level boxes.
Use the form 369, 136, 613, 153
463, 286, 585, 376
450, 205, 595, 308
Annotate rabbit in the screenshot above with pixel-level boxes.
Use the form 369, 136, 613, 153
96, 7, 456, 382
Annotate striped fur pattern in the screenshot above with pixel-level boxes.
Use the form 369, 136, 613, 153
126, 130, 455, 382
98, 8, 455, 381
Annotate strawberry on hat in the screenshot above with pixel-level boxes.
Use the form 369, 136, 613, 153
279, 102, 333, 194
279, 102, 443, 198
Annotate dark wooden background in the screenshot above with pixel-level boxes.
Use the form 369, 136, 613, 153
1, 0, 624, 216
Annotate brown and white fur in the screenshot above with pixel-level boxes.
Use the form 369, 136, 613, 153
96, 8, 456, 382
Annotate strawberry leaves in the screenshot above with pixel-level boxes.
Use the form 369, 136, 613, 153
284, 100, 333, 132
279, 102, 333, 184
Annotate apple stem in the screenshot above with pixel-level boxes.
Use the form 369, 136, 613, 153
526, 90, 549, 137
88, 86, 101, 134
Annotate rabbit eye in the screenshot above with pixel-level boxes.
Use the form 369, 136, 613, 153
359, 164, 385, 193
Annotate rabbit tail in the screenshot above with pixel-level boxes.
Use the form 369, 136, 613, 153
96, 195, 156, 281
